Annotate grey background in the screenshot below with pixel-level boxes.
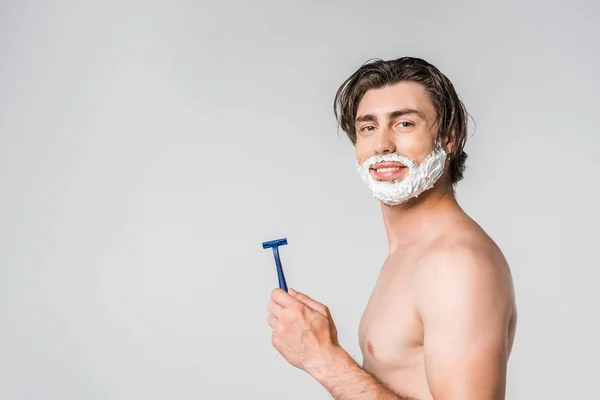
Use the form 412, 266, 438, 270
1, 1, 598, 399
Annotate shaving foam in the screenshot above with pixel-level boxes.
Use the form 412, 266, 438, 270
356, 141, 447, 206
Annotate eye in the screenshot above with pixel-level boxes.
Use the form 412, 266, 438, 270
397, 121, 414, 128
359, 125, 376, 133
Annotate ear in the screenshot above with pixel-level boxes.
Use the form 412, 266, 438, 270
443, 130, 456, 155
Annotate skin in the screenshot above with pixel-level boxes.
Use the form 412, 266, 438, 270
267, 81, 517, 400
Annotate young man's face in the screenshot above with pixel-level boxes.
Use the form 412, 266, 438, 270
354, 81, 448, 205
355, 81, 439, 179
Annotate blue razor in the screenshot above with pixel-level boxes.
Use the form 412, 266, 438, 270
262, 238, 288, 292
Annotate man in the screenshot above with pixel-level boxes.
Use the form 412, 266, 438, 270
266, 57, 517, 400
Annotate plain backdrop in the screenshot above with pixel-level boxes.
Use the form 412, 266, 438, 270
1, 1, 599, 399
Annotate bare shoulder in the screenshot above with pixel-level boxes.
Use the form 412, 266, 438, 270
417, 213, 513, 281
413, 214, 517, 324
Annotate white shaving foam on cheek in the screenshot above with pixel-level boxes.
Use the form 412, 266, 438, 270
355, 141, 447, 206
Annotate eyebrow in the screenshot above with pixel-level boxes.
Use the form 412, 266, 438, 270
355, 108, 426, 123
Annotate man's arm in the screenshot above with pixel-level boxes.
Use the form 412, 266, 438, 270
310, 348, 415, 399
416, 245, 513, 400
307, 245, 513, 400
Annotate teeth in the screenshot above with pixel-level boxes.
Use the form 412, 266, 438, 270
376, 167, 400, 173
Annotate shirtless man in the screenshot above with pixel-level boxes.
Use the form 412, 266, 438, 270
267, 57, 517, 400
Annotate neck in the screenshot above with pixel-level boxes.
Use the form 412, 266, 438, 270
380, 180, 461, 254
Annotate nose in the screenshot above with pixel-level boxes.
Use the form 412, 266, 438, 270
373, 127, 396, 155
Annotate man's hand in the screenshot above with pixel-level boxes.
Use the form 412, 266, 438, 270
267, 288, 413, 399
267, 288, 342, 376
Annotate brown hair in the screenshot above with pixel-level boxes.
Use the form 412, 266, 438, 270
333, 57, 469, 184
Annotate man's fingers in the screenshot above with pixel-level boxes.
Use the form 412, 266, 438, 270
270, 287, 328, 317
289, 288, 328, 316
267, 300, 284, 317
268, 314, 278, 330
271, 288, 302, 308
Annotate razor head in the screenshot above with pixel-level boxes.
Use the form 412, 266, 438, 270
262, 238, 288, 249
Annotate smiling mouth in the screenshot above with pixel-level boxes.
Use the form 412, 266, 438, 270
369, 165, 407, 180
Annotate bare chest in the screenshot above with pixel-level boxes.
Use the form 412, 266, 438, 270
358, 256, 424, 372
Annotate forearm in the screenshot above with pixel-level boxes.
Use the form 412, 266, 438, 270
309, 348, 415, 400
